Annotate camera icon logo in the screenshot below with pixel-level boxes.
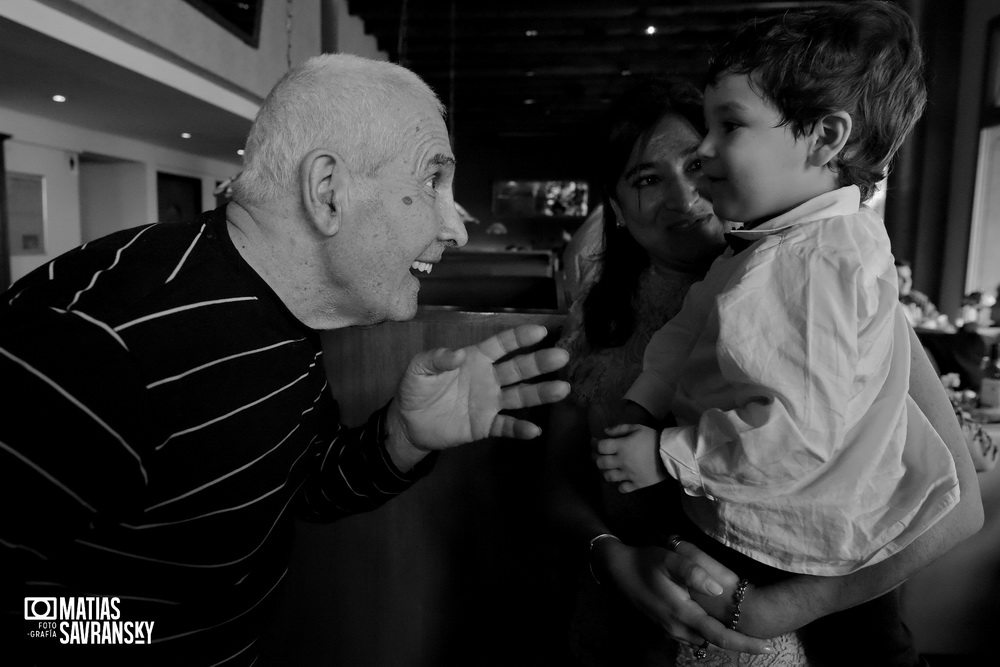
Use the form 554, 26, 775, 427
24, 597, 58, 621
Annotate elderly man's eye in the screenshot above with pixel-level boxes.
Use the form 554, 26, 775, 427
686, 159, 702, 173
426, 174, 440, 191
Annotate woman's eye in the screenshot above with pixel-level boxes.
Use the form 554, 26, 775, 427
633, 175, 658, 188
686, 159, 702, 173
723, 122, 740, 133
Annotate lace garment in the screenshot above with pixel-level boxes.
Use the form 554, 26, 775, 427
676, 635, 807, 666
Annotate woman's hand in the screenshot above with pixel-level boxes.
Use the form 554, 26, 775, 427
593, 537, 776, 654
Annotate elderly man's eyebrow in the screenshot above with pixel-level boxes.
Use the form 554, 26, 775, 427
429, 154, 456, 169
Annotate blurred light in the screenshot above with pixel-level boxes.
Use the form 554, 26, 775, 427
237, 149, 245, 156
523, 98, 536, 105
645, 25, 656, 35
621, 69, 632, 77
180, 132, 192, 139
525, 70, 535, 77
52, 94, 66, 103
525, 29, 538, 37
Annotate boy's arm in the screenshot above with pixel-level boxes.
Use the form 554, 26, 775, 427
619, 400, 658, 427
713, 324, 984, 638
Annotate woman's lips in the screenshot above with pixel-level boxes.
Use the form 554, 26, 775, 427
669, 214, 715, 232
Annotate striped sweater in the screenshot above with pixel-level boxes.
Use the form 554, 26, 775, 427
1, 207, 432, 665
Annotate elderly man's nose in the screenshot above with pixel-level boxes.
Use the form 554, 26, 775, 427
441, 205, 468, 247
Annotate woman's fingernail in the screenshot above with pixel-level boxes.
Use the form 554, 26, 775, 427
706, 581, 724, 595
762, 645, 775, 653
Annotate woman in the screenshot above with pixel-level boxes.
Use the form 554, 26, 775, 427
545, 78, 983, 666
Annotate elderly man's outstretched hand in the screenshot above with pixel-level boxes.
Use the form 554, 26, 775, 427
388, 324, 570, 462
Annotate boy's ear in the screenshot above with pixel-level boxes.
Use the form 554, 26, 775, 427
807, 111, 852, 168
300, 148, 350, 237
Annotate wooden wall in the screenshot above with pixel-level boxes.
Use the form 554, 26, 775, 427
258, 309, 574, 666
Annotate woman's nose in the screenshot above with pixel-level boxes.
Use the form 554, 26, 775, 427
664, 180, 699, 213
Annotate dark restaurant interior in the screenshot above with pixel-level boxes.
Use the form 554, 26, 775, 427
2, 0, 999, 665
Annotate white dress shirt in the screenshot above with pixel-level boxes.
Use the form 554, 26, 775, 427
625, 186, 959, 575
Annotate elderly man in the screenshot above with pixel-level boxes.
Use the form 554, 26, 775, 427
1, 54, 568, 665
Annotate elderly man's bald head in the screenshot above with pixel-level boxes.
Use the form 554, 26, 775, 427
232, 54, 444, 206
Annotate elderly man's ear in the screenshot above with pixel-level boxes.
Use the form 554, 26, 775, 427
301, 148, 351, 237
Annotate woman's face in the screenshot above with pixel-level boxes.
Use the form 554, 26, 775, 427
612, 113, 726, 274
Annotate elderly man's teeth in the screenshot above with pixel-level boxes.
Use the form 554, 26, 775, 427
411, 261, 432, 274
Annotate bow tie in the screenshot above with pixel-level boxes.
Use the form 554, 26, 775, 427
724, 233, 755, 255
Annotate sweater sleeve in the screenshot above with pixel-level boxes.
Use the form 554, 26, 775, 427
297, 402, 437, 522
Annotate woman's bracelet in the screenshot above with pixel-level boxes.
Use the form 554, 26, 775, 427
729, 578, 750, 630
588, 533, 621, 585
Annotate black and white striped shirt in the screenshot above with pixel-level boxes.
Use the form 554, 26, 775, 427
1, 208, 432, 665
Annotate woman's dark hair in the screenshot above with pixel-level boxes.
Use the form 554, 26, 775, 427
582, 77, 704, 349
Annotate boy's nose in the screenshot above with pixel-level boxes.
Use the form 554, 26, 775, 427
696, 134, 714, 158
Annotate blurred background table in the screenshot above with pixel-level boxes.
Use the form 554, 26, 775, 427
916, 325, 995, 390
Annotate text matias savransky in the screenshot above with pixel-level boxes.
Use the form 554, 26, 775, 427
24, 596, 155, 645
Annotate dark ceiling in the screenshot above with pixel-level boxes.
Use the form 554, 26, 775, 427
347, 0, 846, 141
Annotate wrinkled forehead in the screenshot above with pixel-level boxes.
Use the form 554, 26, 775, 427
396, 100, 454, 168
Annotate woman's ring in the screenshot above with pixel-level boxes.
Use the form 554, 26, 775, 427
694, 640, 710, 659
667, 535, 684, 552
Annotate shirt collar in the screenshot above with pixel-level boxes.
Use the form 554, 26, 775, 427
727, 186, 861, 240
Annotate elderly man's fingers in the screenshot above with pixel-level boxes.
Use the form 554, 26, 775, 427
474, 325, 548, 362
617, 481, 638, 493
499, 380, 570, 410
489, 415, 542, 440
493, 347, 569, 386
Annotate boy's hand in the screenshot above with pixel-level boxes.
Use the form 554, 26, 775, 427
593, 423, 667, 492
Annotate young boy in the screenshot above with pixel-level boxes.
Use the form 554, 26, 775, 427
596, 0, 959, 578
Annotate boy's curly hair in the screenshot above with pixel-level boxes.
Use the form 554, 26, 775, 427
706, 0, 926, 202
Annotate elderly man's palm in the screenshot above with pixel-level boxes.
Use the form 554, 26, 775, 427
395, 324, 570, 449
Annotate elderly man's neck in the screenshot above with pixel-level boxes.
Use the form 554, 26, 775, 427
225, 201, 358, 331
